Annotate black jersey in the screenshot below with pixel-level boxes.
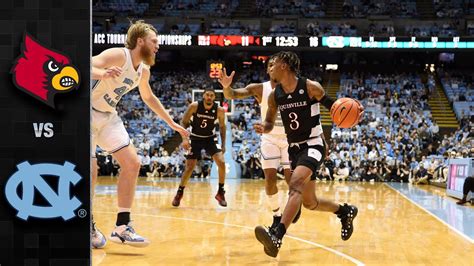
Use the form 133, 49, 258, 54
274, 77, 322, 144
190, 101, 218, 139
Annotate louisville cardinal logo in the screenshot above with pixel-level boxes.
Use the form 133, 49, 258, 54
11, 33, 80, 108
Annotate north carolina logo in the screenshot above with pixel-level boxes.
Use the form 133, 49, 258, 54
11, 33, 80, 108
5, 161, 82, 221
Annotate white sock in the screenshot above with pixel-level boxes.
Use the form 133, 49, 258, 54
118, 207, 131, 213
267, 193, 281, 217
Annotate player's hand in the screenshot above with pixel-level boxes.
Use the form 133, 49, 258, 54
253, 123, 264, 134
218, 67, 235, 88
170, 122, 190, 138
354, 99, 365, 123
181, 139, 191, 151
102, 66, 122, 79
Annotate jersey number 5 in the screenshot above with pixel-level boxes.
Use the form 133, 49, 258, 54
289, 112, 299, 130
200, 119, 207, 128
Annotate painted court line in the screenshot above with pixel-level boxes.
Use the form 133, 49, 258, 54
384, 183, 474, 244
97, 211, 364, 265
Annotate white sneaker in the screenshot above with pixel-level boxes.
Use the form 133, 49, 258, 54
91, 221, 107, 249
110, 223, 150, 248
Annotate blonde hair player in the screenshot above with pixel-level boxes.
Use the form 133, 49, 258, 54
91, 20, 189, 248
218, 56, 302, 230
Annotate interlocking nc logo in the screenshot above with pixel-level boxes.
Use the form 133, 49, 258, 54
5, 161, 82, 221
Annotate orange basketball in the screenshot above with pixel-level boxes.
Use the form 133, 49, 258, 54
330, 98, 363, 128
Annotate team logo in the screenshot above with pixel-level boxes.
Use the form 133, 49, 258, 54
11, 33, 80, 108
5, 161, 83, 221
299, 89, 304, 94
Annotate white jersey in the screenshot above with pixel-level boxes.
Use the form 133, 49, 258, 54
260, 81, 285, 136
92, 48, 146, 113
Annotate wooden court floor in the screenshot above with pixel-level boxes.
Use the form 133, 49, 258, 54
92, 177, 474, 265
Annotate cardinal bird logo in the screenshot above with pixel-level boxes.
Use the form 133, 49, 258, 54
11, 33, 80, 108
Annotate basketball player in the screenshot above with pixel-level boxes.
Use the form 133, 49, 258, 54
91, 20, 189, 248
171, 87, 228, 207
253, 51, 361, 257
218, 57, 301, 229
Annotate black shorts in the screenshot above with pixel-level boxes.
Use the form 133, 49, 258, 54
186, 137, 221, 160
289, 142, 326, 181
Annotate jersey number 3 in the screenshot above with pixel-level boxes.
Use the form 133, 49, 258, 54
289, 112, 299, 130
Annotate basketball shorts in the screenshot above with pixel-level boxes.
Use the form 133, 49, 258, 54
260, 134, 290, 170
186, 137, 221, 160
91, 109, 130, 157
288, 137, 325, 181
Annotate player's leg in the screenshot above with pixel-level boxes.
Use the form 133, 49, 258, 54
280, 141, 302, 224
261, 139, 284, 228
172, 158, 197, 207
97, 112, 149, 247
301, 179, 358, 241
255, 165, 312, 257
109, 144, 149, 247
90, 121, 106, 249
212, 151, 227, 207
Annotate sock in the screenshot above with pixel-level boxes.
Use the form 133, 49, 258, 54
274, 223, 286, 239
116, 212, 131, 226
178, 186, 185, 193
334, 204, 346, 216
218, 183, 225, 192
267, 193, 281, 216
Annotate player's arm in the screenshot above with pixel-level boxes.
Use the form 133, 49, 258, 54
91, 48, 125, 80
255, 90, 277, 134
180, 102, 197, 129
224, 83, 264, 103
218, 68, 263, 103
217, 107, 227, 154
138, 67, 189, 140
307, 79, 335, 110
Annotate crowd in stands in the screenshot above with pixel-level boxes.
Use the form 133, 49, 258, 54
306, 21, 357, 37
256, 0, 326, 18
321, 72, 457, 184
405, 21, 459, 37
95, 64, 472, 186
160, 0, 238, 17
434, 0, 464, 18
209, 20, 260, 35
438, 69, 474, 124
94, 0, 150, 16
343, 0, 417, 18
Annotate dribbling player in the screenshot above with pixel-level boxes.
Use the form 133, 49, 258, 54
253, 51, 361, 257
91, 20, 189, 248
218, 57, 301, 229
171, 87, 228, 207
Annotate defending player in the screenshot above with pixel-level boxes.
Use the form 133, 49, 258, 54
91, 20, 189, 248
171, 87, 228, 207
253, 51, 361, 257
218, 57, 300, 229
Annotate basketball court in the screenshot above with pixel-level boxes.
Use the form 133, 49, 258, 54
92, 177, 474, 265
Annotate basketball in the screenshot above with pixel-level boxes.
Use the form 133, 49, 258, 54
330, 98, 362, 128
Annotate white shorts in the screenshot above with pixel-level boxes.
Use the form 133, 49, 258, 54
91, 109, 130, 157
260, 134, 290, 170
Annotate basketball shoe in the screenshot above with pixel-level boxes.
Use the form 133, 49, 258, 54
172, 190, 184, 207
91, 221, 106, 249
215, 189, 227, 207
337, 203, 358, 241
110, 222, 150, 247
255, 225, 282, 257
